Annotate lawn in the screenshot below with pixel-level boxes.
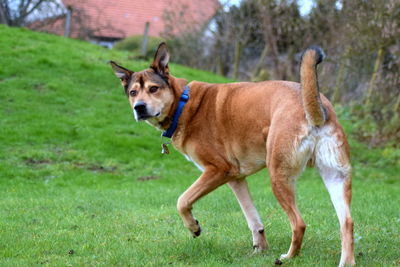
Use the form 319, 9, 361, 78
0, 25, 399, 266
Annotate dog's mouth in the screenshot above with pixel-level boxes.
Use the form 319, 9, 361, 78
137, 112, 161, 121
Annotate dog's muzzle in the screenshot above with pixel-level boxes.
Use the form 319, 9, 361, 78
134, 102, 150, 120
133, 101, 160, 120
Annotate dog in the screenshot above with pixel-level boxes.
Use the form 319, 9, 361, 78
110, 43, 355, 266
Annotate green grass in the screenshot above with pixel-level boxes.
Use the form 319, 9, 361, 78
0, 25, 399, 266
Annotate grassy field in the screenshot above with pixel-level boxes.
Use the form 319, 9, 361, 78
0, 25, 399, 266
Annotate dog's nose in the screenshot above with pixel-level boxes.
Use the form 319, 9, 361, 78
134, 102, 147, 114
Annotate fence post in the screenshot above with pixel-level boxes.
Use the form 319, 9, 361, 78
141, 22, 150, 58
64, 6, 72, 38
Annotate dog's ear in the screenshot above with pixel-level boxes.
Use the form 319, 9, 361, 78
109, 61, 134, 89
151, 42, 170, 77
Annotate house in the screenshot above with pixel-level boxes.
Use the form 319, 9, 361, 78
30, 0, 220, 48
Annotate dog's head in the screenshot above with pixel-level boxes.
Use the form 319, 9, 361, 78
110, 43, 184, 127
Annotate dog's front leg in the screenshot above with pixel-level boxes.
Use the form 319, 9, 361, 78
228, 179, 268, 253
177, 166, 229, 237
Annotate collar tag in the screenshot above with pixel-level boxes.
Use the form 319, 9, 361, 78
160, 135, 170, 155
161, 143, 170, 155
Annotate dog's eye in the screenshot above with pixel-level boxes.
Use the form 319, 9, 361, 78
129, 90, 137, 97
149, 86, 159, 93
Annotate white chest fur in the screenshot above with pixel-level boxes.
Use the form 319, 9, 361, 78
183, 154, 204, 172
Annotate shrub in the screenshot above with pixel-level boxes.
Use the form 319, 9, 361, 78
113, 35, 164, 59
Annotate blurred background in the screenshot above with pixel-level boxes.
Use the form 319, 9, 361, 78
1, 0, 399, 147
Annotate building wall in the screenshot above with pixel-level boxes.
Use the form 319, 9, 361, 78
31, 0, 219, 42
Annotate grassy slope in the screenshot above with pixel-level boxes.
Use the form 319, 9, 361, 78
0, 25, 399, 266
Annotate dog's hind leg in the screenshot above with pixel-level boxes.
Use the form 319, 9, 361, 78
319, 169, 355, 267
177, 166, 229, 237
316, 136, 355, 267
228, 179, 268, 253
267, 130, 312, 260
268, 167, 306, 260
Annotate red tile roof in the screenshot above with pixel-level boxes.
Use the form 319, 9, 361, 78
45, 0, 220, 39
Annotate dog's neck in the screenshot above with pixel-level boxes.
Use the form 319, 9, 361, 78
147, 76, 187, 132
158, 116, 171, 129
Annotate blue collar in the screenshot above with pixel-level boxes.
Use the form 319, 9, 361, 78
162, 85, 189, 138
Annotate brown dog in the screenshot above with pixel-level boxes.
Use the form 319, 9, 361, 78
110, 43, 355, 266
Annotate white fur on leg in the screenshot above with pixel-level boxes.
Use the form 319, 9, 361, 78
322, 173, 347, 227
315, 126, 354, 267
318, 167, 353, 267
228, 179, 267, 251
280, 253, 289, 260
323, 175, 348, 266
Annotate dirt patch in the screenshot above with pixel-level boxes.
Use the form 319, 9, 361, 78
25, 158, 52, 165
137, 175, 161, 182
33, 83, 44, 91
87, 164, 117, 173
25, 159, 117, 174
74, 162, 117, 173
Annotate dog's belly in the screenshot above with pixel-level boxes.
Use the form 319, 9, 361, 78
228, 135, 268, 177
181, 149, 266, 177
238, 160, 266, 177
235, 153, 267, 177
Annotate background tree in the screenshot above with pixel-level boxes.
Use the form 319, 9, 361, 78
0, 0, 63, 26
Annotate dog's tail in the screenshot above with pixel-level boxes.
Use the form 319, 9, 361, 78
300, 46, 327, 127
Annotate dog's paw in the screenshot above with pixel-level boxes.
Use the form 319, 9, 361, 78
252, 229, 268, 253
252, 245, 265, 254
279, 253, 289, 260
192, 227, 201, 237
338, 258, 356, 267
191, 219, 202, 238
